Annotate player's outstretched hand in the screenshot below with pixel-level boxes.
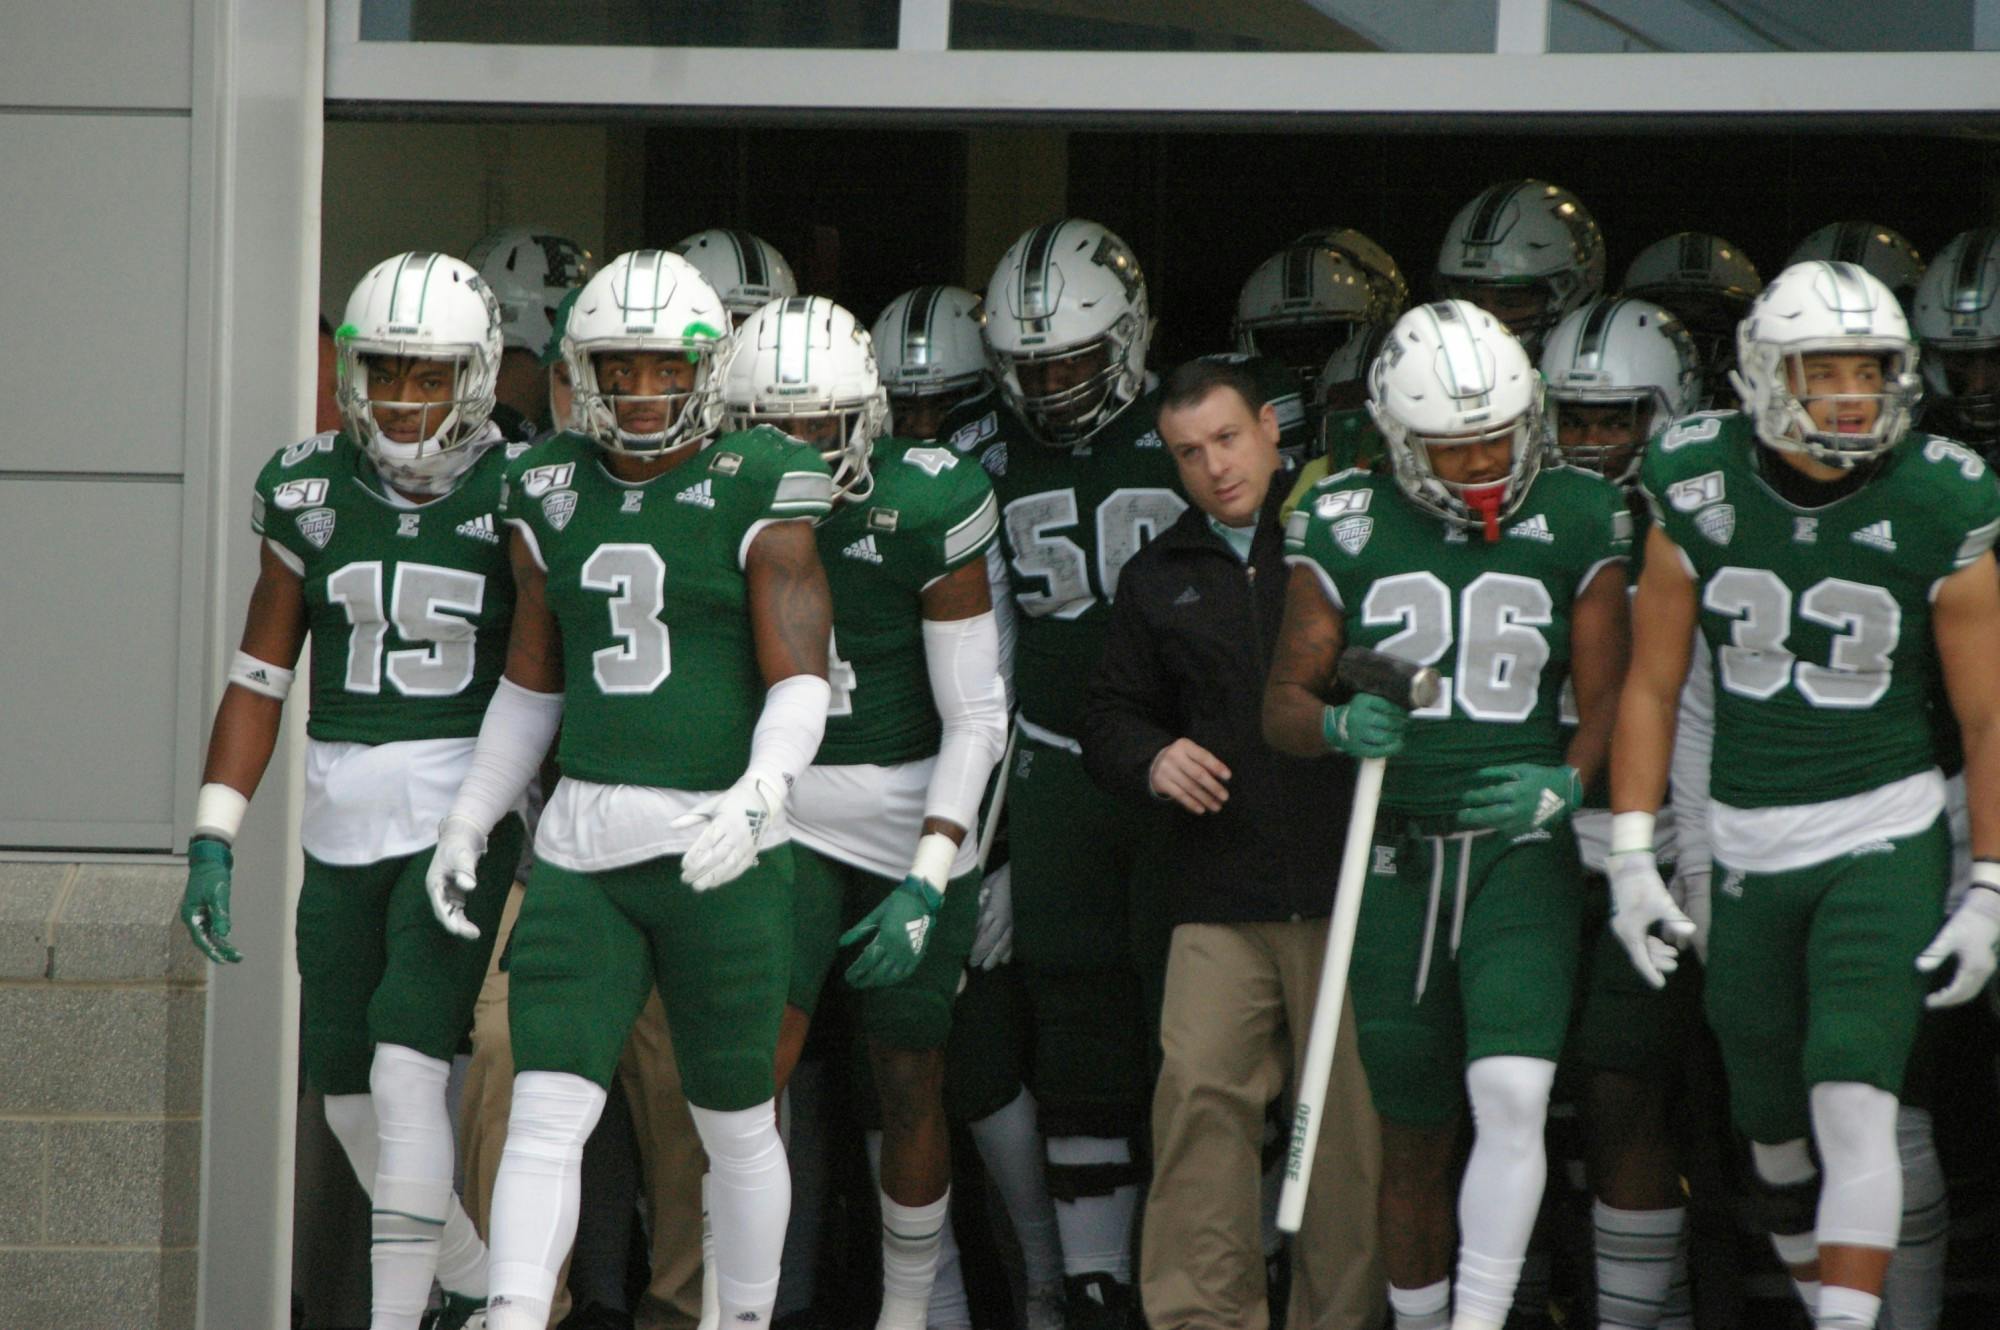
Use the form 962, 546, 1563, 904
1320, 693, 1408, 759
1608, 848, 1696, 989
1458, 763, 1582, 837
842, 876, 946, 989
970, 863, 1014, 970
673, 771, 784, 892
426, 815, 488, 939
180, 837, 243, 965
1917, 885, 2000, 1009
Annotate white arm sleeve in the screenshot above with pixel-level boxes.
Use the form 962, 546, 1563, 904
922, 611, 1010, 835
1668, 635, 1715, 874
744, 673, 832, 793
985, 543, 1017, 710
446, 677, 565, 835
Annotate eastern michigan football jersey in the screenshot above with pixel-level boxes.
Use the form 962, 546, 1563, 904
815, 436, 1000, 766
500, 428, 833, 790
1641, 411, 2000, 810
940, 388, 1184, 742
1287, 465, 1631, 817
252, 430, 516, 745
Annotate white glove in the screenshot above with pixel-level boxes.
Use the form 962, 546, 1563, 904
426, 815, 488, 940
1609, 848, 1696, 990
1917, 884, 2000, 1009
969, 862, 1014, 970
1669, 864, 1712, 964
672, 772, 785, 892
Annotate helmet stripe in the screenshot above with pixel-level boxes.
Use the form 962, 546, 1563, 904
1284, 245, 1312, 303
909, 285, 943, 367
1466, 184, 1513, 245
1954, 228, 1999, 309
1019, 222, 1061, 320
1427, 303, 1489, 397
729, 230, 766, 289
1835, 221, 1871, 265
777, 296, 814, 384
1576, 297, 1621, 367
1678, 231, 1706, 278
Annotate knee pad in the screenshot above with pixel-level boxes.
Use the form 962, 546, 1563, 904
1465, 1056, 1555, 1151
689, 1101, 786, 1173
1749, 1138, 1820, 1245
1811, 1082, 1900, 1250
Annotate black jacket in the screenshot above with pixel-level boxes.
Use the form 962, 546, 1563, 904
1083, 477, 1357, 926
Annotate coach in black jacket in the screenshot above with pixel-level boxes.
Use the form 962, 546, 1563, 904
1084, 358, 1384, 1330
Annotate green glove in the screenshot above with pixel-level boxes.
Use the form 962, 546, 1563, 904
180, 837, 243, 965
1458, 763, 1583, 837
841, 875, 946, 990
1321, 692, 1409, 759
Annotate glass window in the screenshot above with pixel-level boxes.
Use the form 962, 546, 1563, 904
950, 0, 1496, 52
1550, 0, 1991, 53
359, 0, 900, 47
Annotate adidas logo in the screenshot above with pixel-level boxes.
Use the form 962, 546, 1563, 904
904, 915, 932, 952
1851, 519, 1896, 552
1507, 513, 1555, 543
1173, 586, 1200, 606
677, 478, 716, 509
454, 513, 500, 544
843, 534, 884, 564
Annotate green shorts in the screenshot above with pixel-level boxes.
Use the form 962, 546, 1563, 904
1704, 817, 1949, 1143
506, 845, 794, 1111
1350, 819, 1585, 1129
787, 844, 980, 1049
1573, 875, 1703, 1079
295, 814, 523, 1096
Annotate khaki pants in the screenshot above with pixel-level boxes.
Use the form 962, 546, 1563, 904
1141, 920, 1384, 1330
460, 882, 709, 1329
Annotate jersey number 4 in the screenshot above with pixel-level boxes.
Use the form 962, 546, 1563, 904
1362, 571, 1553, 722
326, 561, 486, 697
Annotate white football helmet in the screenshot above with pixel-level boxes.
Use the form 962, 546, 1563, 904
1541, 298, 1701, 487
872, 285, 990, 437
465, 227, 593, 353
1622, 232, 1761, 403
983, 219, 1151, 446
1294, 226, 1409, 315
722, 295, 887, 502
1911, 228, 2000, 446
1436, 180, 1606, 356
1732, 261, 1920, 469
1787, 222, 1925, 314
336, 252, 504, 495
562, 250, 733, 457
1233, 244, 1388, 392
670, 229, 798, 322
1371, 300, 1545, 538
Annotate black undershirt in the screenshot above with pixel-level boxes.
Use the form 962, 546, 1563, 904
1755, 444, 1878, 508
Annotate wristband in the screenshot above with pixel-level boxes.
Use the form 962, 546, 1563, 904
228, 650, 295, 700
193, 783, 250, 844
1972, 860, 2000, 896
1609, 810, 1656, 858
908, 831, 958, 893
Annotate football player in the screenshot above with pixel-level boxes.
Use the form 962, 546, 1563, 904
179, 252, 519, 1330
1435, 180, 1606, 358
1913, 227, 2000, 463
1622, 232, 1763, 408
721, 293, 1010, 1330
1233, 242, 1397, 395
1265, 299, 1632, 1330
467, 227, 593, 437
934, 218, 1181, 1327
1294, 225, 1411, 317
1787, 223, 1925, 317
425, 249, 836, 1330
1609, 261, 2000, 1330
1542, 297, 1708, 1328
873, 284, 995, 444
671, 228, 799, 329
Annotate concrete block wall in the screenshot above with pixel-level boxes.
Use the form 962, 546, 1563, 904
0, 864, 205, 1329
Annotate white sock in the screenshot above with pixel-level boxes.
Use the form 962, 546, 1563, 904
1047, 1134, 1136, 1283
1794, 1280, 1824, 1316
689, 1101, 790, 1329
369, 1045, 459, 1329
1881, 1106, 1946, 1330
1454, 1057, 1555, 1326
1389, 1278, 1451, 1329
1818, 1284, 1882, 1329
1659, 1243, 1692, 1330
486, 1071, 608, 1330
864, 1129, 969, 1330
697, 1173, 719, 1330
1592, 1200, 1684, 1329
327, 1081, 490, 1301
968, 1088, 1064, 1286
876, 1191, 951, 1330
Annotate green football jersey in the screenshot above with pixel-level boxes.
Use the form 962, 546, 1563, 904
251, 431, 517, 745
1559, 488, 1653, 807
941, 388, 1185, 741
1641, 411, 2000, 809
814, 436, 1000, 767
500, 428, 834, 790
1286, 464, 1631, 817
